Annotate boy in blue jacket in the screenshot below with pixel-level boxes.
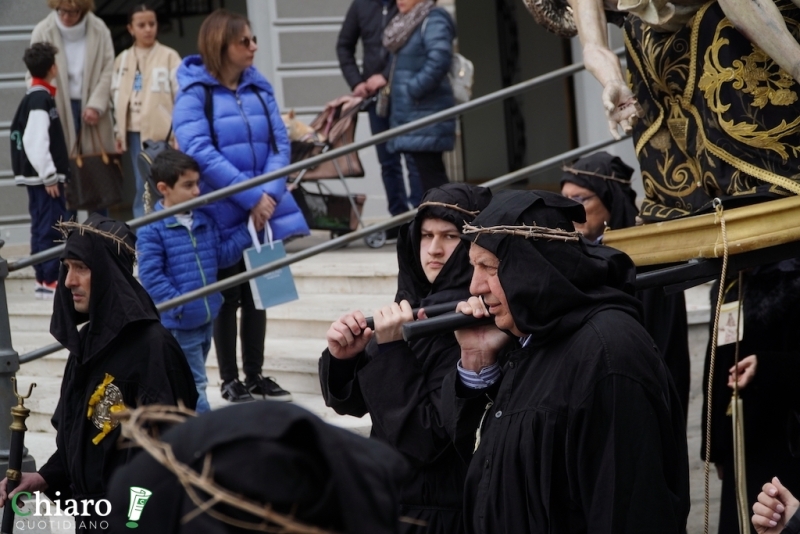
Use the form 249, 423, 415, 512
137, 149, 251, 413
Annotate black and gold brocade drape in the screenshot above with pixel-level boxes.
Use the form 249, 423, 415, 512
624, 0, 800, 221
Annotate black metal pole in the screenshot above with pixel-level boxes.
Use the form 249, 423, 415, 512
0, 241, 21, 463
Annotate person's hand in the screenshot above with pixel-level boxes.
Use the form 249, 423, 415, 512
115, 139, 124, 153
45, 183, 60, 198
365, 74, 388, 95
752, 477, 800, 534
728, 354, 757, 390
454, 297, 507, 371
327, 311, 372, 359
373, 300, 414, 344
352, 82, 369, 98
600, 80, 643, 140
250, 194, 277, 231
0, 472, 48, 508
82, 107, 100, 126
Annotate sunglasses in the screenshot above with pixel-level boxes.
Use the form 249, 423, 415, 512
238, 35, 258, 48
56, 7, 81, 17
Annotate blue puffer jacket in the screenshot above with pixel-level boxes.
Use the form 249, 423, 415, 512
137, 202, 252, 330
388, 8, 456, 154
173, 55, 309, 239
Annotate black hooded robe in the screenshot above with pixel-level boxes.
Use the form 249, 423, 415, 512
319, 184, 492, 534
702, 261, 800, 534
37, 215, 197, 533
443, 191, 689, 534
561, 152, 692, 419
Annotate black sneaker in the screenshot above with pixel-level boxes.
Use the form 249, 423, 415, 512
245, 375, 293, 402
220, 379, 255, 403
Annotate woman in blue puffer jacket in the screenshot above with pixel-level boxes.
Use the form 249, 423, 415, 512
383, 0, 455, 193
173, 9, 308, 403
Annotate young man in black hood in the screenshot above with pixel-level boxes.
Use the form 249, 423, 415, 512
320, 183, 492, 533
0, 214, 197, 533
445, 190, 689, 534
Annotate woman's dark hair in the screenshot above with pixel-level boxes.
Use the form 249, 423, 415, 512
151, 149, 200, 189
128, 3, 155, 24
24, 42, 59, 79
197, 9, 251, 80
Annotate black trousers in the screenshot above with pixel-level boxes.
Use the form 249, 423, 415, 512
406, 151, 449, 193
213, 259, 265, 382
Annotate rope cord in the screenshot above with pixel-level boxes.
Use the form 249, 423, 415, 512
704, 198, 730, 534
733, 271, 748, 534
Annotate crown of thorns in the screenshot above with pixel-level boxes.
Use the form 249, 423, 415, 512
561, 164, 631, 184
417, 201, 480, 217
462, 223, 581, 242
56, 220, 136, 257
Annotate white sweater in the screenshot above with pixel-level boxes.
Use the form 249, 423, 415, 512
55, 14, 87, 100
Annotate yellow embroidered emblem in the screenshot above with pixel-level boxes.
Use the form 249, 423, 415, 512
87, 373, 126, 445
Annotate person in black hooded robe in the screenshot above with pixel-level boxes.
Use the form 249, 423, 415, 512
0, 214, 197, 534
560, 151, 692, 419
319, 182, 492, 534
443, 189, 689, 534
105, 402, 409, 534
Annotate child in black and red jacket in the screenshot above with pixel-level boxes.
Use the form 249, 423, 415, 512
10, 42, 72, 299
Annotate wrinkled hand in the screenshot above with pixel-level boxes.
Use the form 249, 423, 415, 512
0, 472, 48, 508
327, 310, 372, 360
45, 183, 60, 198
250, 194, 277, 231
752, 477, 799, 534
365, 74, 388, 95
728, 354, 757, 390
601, 80, 643, 140
373, 300, 414, 344
82, 107, 100, 126
454, 297, 508, 371
353, 82, 369, 98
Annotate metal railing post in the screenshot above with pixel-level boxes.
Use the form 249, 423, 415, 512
0, 240, 34, 473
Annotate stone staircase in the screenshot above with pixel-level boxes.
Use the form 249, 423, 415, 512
4, 233, 399, 464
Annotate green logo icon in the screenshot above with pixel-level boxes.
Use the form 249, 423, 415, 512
126, 487, 152, 528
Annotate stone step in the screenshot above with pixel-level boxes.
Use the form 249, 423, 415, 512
13, 331, 327, 395
3, 250, 399, 297
8, 292, 396, 338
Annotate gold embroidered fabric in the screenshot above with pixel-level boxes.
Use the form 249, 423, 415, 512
624, 0, 800, 221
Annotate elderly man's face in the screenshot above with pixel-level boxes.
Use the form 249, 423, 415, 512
469, 243, 523, 337
63, 259, 91, 313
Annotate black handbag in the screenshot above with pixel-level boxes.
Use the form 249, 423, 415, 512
66, 127, 124, 211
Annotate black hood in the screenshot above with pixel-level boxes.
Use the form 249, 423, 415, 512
106, 402, 409, 534
560, 151, 638, 231
463, 190, 642, 346
50, 214, 159, 361
395, 183, 492, 308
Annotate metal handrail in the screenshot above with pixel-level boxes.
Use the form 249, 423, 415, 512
17, 135, 626, 364
7, 47, 625, 273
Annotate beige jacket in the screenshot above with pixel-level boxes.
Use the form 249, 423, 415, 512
30, 11, 116, 155
112, 42, 181, 151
